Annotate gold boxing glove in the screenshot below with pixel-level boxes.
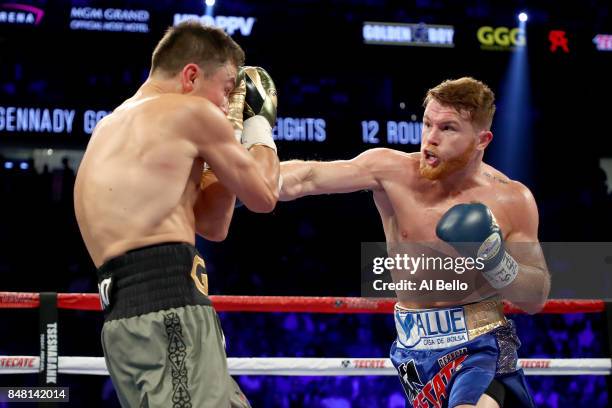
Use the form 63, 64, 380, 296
201, 71, 245, 184
227, 68, 246, 142
240, 66, 278, 152
243, 66, 277, 127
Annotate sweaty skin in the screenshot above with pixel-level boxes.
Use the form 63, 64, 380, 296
280, 100, 549, 313
75, 62, 279, 267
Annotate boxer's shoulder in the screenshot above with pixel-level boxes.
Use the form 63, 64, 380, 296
116, 94, 221, 119
359, 148, 418, 170
478, 165, 538, 233
480, 163, 511, 185
504, 181, 538, 226
370, 148, 417, 161
137, 94, 231, 141
356, 149, 419, 186
482, 164, 534, 200
151, 94, 224, 120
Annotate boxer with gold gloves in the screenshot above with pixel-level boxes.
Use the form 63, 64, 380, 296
75, 21, 279, 407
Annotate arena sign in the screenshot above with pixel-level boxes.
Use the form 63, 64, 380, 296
593, 34, 612, 51
173, 13, 256, 36
361, 120, 422, 145
477, 26, 526, 51
0, 107, 327, 141
69, 7, 150, 33
273, 117, 327, 142
363, 22, 454, 47
0, 106, 110, 135
0, 3, 44, 25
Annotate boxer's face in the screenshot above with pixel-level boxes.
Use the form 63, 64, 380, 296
182, 62, 237, 116
419, 99, 482, 180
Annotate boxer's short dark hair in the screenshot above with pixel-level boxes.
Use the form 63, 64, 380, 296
424, 77, 496, 130
151, 21, 245, 77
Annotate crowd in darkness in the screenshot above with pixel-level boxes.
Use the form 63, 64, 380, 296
0, 151, 610, 407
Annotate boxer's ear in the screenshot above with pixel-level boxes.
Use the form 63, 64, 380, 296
477, 130, 492, 150
180, 64, 199, 93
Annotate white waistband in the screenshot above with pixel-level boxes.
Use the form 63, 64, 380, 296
394, 304, 470, 350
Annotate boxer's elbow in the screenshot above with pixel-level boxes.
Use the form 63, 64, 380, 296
279, 174, 309, 201
196, 220, 230, 242
198, 228, 229, 242
515, 276, 550, 315
520, 301, 546, 315
244, 189, 277, 213
252, 173, 280, 212
280, 162, 316, 200
237, 158, 279, 213
265, 190, 280, 212
530, 274, 551, 314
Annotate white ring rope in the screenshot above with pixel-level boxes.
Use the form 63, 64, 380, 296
0, 356, 609, 376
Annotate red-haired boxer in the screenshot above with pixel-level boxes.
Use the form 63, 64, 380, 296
280, 77, 549, 407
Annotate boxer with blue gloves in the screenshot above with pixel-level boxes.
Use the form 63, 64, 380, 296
280, 77, 549, 407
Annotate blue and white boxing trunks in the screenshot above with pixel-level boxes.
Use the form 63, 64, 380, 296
390, 297, 535, 407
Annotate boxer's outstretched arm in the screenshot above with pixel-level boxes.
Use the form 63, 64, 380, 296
280, 149, 387, 201
187, 100, 279, 213
501, 184, 550, 314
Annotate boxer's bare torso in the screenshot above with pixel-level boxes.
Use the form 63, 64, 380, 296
280, 146, 540, 309
76, 61, 280, 269
75, 94, 210, 267
369, 150, 527, 308
282, 93, 547, 313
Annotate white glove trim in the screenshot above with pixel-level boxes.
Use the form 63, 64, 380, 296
483, 251, 519, 289
242, 116, 276, 153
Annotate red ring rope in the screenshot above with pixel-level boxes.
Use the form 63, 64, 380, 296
0, 292, 605, 314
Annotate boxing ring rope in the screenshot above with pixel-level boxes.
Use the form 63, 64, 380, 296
0, 292, 606, 314
0, 356, 610, 377
0, 292, 610, 378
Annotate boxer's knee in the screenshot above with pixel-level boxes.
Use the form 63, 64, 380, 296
455, 392, 500, 408
454, 392, 502, 408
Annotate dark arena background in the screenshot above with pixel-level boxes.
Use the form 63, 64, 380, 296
1, 0, 611, 407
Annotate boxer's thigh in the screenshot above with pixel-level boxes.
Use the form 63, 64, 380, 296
176, 304, 236, 407
102, 312, 173, 407
102, 305, 231, 407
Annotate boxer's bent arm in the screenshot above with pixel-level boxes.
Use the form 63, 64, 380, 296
279, 149, 384, 201
502, 238, 550, 314
499, 184, 550, 314
248, 145, 281, 199
187, 102, 278, 213
194, 170, 235, 241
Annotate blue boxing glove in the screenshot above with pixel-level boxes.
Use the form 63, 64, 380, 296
436, 203, 519, 289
